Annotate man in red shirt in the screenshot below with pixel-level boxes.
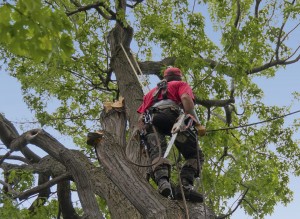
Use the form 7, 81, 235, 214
137, 67, 205, 199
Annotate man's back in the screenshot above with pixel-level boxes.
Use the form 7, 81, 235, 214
137, 80, 194, 113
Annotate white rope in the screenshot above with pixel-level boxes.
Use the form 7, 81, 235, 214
120, 43, 150, 93
132, 52, 151, 92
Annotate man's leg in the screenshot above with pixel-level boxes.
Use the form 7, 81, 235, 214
174, 135, 204, 202
145, 131, 172, 197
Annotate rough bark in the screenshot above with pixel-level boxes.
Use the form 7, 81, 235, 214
57, 180, 81, 219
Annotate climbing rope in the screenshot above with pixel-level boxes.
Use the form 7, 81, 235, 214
206, 109, 300, 133
120, 43, 150, 93
124, 126, 164, 168
172, 149, 190, 219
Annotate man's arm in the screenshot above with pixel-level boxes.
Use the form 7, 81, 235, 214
181, 93, 200, 123
181, 93, 206, 136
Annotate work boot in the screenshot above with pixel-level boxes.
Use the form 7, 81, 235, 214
158, 177, 172, 198
173, 178, 203, 203
181, 178, 194, 191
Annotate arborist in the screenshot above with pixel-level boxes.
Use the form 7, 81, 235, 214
137, 66, 206, 200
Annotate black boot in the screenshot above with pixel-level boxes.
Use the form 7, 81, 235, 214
173, 178, 203, 203
181, 178, 194, 191
157, 177, 172, 197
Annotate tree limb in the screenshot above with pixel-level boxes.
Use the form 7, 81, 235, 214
247, 58, 290, 74
195, 98, 235, 108
0, 155, 29, 164
0, 114, 41, 163
29, 130, 104, 219
234, 0, 241, 28
57, 180, 81, 219
254, 0, 261, 18
216, 188, 249, 219
67, 1, 116, 20
28, 173, 51, 212
17, 173, 72, 200
0, 179, 19, 196
138, 57, 176, 78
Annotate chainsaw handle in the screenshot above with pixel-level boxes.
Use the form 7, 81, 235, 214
171, 114, 185, 134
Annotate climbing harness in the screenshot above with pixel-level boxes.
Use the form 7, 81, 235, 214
152, 79, 168, 103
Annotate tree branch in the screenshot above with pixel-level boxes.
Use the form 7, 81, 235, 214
67, 1, 116, 20
0, 179, 20, 196
138, 57, 176, 78
126, 0, 144, 8
0, 114, 41, 163
195, 98, 235, 108
216, 188, 249, 219
254, 0, 261, 18
247, 58, 289, 74
0, 155, 29, 164
28, 130, 104, 219
17, 173, 72, 200
57, 180, 81, 219
28, 173, 51, 212
275, 0, 296, 60
234, 0, 241, 28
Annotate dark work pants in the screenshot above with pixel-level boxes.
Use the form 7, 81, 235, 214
145, 108, 204, 185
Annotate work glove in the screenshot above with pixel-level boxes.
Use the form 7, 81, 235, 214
195, 123, 206, 136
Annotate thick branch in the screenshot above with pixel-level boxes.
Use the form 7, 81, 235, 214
195, 98, 235, 108
138, 57, 176, 78
28, 130, 104, 219
94, 7, 116, 20
0, 155, 29, 163
254, 0, 261, 18
247, 58, 291, 74
0, 114, 41, 163
18, 173, 72, 200
0, 113, 19, 146
28, 173, 51, 212
57, 180, 81, 219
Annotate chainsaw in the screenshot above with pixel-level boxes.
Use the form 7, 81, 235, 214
163, 113, 197, 158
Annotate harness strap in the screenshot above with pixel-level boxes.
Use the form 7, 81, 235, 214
153, 79, 168, 103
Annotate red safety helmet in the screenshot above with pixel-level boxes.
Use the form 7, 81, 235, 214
163, 67, 182, 77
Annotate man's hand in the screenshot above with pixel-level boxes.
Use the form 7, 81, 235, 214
195, 123, 206, 136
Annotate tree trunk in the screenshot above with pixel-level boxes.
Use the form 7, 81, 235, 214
95, 108, 216, 219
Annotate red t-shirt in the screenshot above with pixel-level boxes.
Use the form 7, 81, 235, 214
137, 81, 195, 113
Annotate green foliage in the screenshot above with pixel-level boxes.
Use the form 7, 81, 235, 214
7, 169, 34, 192
0, 0, 74, 62
96, 196, 111, 219
0, 198, 58, 219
